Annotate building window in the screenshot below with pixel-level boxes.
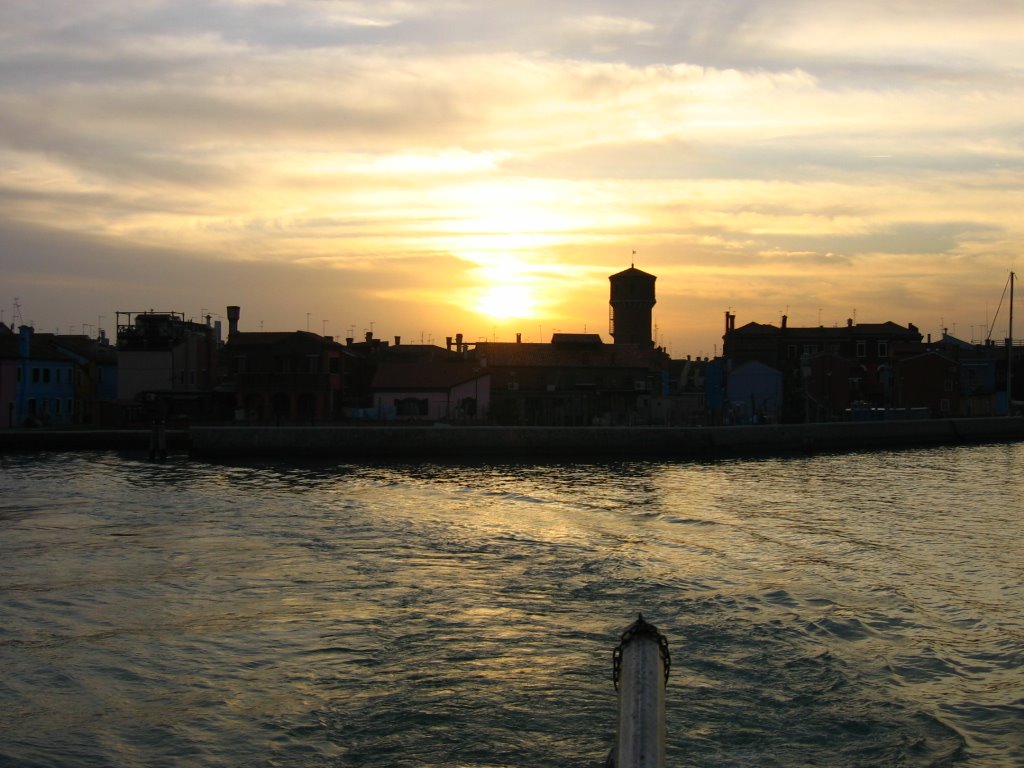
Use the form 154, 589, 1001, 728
787, 344, 798, 359
395, 397, 428, 417
17, 368, 22, 383
235, 356, 247, 373
940, 398, 950, 413
43, 368, 51, 383
55, 399, 61, 415
27, 398, 36, 416
803, 344, 817, 355
56, 369, 62, 384
944, 378, 954, 392
878, 341, 889, 357
329, 357, 339, 374
32, 367, 40, 383
856, 341, 866, 358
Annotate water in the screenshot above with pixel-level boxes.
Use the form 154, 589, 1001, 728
1, 443, 1022, 767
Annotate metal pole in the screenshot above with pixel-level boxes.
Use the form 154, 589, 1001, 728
1008, 271, 1014, 410
612, 614, 669, 768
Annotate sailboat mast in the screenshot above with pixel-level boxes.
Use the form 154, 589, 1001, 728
1009, 271, 1015, 410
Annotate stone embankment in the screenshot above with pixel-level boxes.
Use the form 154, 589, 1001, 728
188, 417, 1024, 459
2, 418, 1021, 459
0, 429, 189, 453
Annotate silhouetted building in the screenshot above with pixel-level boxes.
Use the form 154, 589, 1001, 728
895, 351, 960, 418
474, 333, 665, 425
223, 306, 351, 424
723, 313, 924, 421
116, 310, 221, 423
370, 350, 490, 422
726, 360, 783, 424
0, 322, 16, 428
609, 266, 656, 347
3, 326, 76, 427
51, 333, 118, 426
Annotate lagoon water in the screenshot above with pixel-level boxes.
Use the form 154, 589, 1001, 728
1, 443, 1022, 767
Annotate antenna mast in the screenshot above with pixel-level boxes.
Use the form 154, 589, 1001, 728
1009, 271, 1015, 410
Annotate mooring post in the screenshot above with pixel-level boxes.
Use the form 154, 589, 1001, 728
149, 420, 167, 461
611, 613, 669, 768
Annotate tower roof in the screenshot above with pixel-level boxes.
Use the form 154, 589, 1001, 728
610, 266, 656, 281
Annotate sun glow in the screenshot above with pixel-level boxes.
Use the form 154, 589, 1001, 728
473, 283, 539, 320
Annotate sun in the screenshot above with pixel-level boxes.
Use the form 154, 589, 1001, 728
474, 283, 538, 320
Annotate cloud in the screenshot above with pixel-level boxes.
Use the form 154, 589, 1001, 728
1, 1, 1022, 352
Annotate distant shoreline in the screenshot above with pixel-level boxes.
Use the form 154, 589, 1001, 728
2, 418, 1022, 460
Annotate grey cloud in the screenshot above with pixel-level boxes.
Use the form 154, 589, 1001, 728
0, 216, 451, 331
758, 221, 1001, 258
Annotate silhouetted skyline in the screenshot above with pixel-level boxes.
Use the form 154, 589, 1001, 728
1, 2, 1021, 357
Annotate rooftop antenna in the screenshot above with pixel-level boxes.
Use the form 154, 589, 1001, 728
12, 297, 23, 328
631, 250, 636, 268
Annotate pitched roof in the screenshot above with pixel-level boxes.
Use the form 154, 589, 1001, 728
372, 360, 486, 390
610, 266, 657, 280
728, 320, 921, 339
474, 341, 659, 368
227, 330, 343, 352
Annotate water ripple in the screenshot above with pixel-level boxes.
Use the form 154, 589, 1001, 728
1, 444, 1022, 765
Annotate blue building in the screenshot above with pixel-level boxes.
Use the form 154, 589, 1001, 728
13, 326, 77, 426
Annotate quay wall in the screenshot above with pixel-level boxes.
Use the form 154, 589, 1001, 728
189, 417, 1024, 460
0, 429, 190, 453
2, 418, 1021, 459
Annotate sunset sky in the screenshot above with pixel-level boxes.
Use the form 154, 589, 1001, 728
2, 1, 1022, 356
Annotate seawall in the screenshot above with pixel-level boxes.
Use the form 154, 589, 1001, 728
3, 418, 1020, 459
0, 429, 190, 453
189, 417, 1024, 460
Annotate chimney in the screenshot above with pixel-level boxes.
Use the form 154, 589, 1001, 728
446, 336, 453, 352
781, 314, 788, 329
516, 332, 522, 344
18, 325, 33, 358
846, 318, 853, 328
456, 332, 464, 352
346, 337, 354, 346
365, 331, 372, 343
394, 336, 401, 346
226, 306, 240, 337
